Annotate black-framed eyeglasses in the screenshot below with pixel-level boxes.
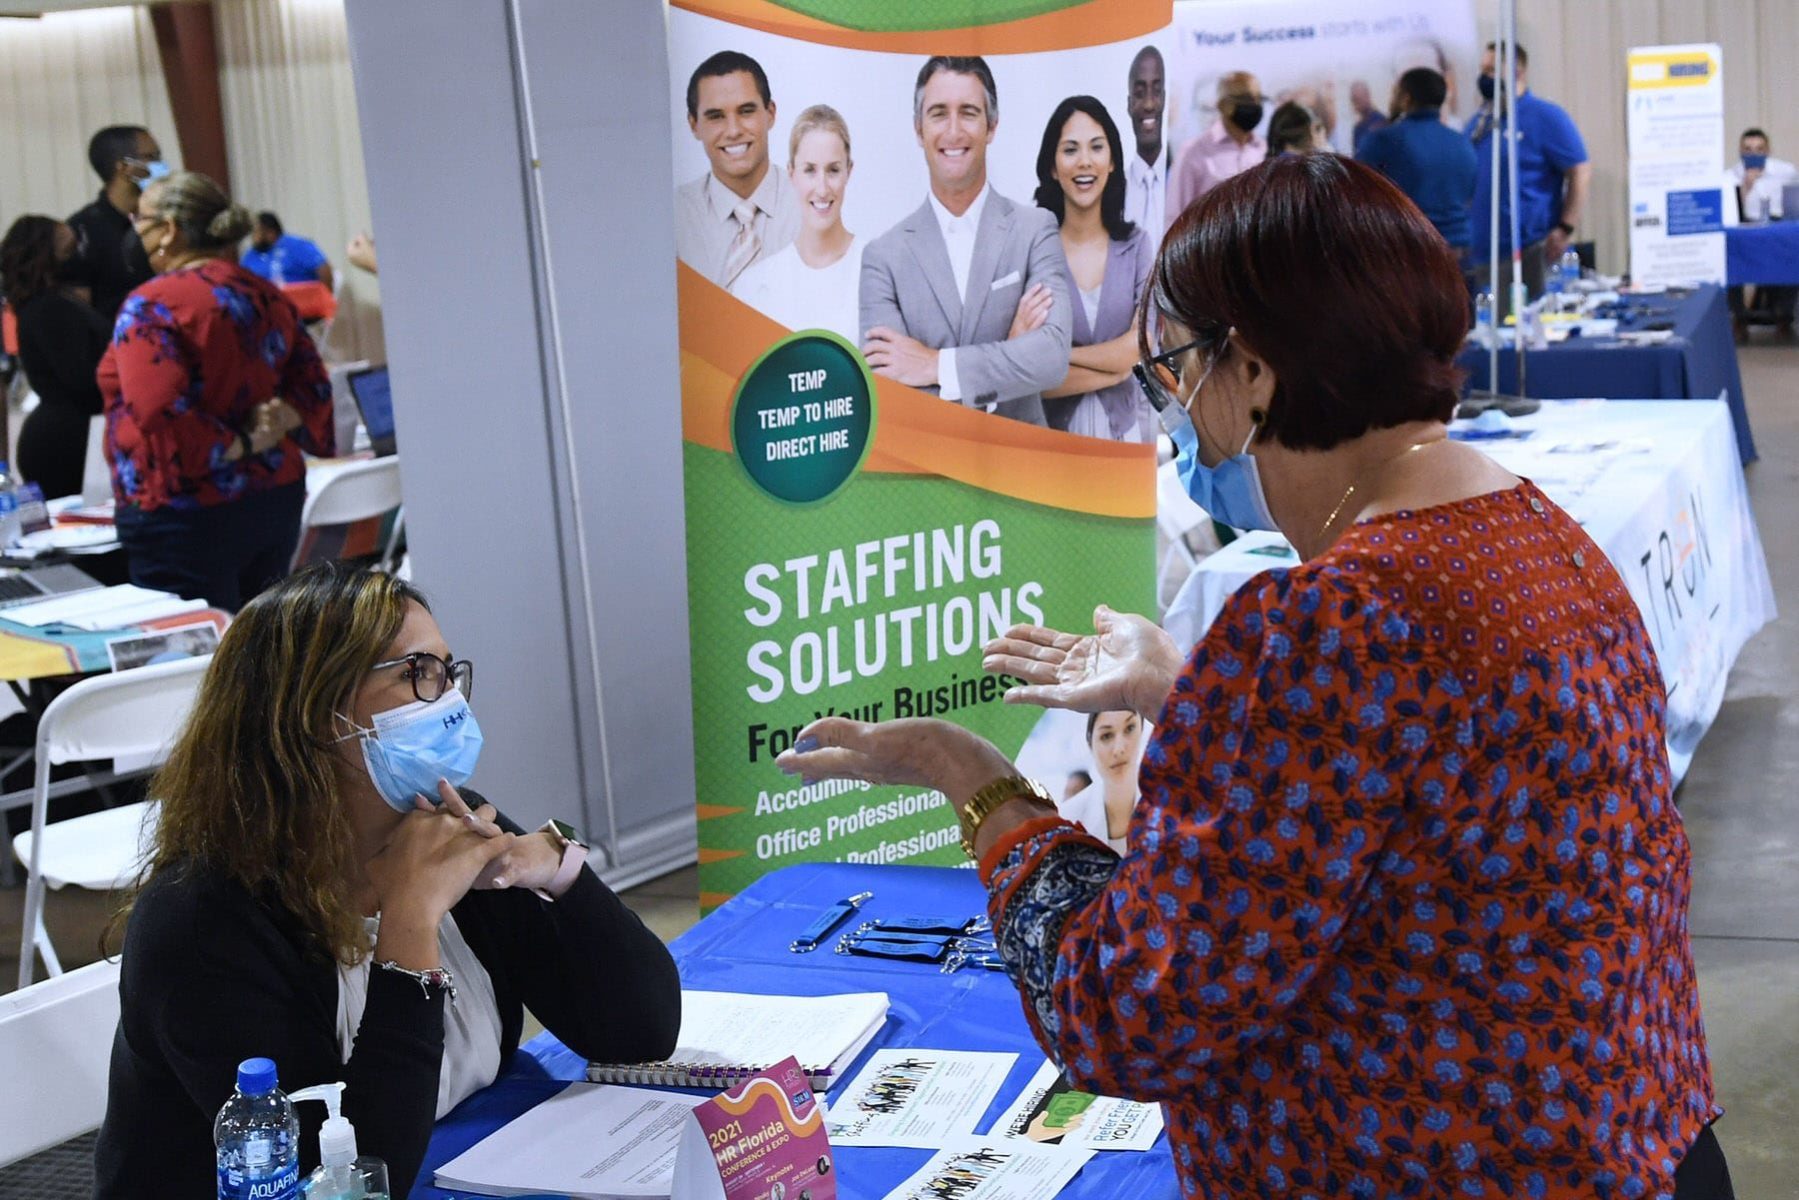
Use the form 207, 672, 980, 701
1131, 337, 1208, 414
370, 652, 475, 703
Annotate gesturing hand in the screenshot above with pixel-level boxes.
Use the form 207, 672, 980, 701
1007, 283, 1052, 340
774, 717, 1017, 812
981, 604, 1184, 720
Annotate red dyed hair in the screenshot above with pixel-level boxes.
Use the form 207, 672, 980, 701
1147, 154, 1468, 451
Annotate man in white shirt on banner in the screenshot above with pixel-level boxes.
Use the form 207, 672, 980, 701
859, 55, 1071, 428
674, 50, 800, 288
1123, 45, 1169, 239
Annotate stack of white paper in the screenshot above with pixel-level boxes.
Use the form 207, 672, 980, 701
4, 585, 205, 631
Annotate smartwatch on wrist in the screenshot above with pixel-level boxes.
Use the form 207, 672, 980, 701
1555, 221, 1576, 236
533, 818, 588, 900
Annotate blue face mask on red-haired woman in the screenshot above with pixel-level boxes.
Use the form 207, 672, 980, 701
1155, 339, 1279, 531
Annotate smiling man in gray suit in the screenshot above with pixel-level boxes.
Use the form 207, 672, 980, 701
860, 56, 1072, 427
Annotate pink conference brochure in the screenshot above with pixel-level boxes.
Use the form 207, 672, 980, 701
671, 1055, 837, 1200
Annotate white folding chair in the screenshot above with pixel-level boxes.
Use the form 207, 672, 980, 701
294, 455, 404, 571
13, 656, 210, 989
0, 957, 121, 1167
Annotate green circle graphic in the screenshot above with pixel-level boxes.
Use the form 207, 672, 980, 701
729, 331, 876, 505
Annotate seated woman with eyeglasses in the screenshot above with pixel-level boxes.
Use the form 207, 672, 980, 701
95, 562, 682, 1200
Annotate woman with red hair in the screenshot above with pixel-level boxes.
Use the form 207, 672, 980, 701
782, 154, 1732, 1199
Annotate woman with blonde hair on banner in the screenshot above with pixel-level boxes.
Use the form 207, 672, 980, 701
1033, 95, 1155, 442
731, 104, 863, 344
1056, 710, 1145, 853
778, 155, 1733, 1198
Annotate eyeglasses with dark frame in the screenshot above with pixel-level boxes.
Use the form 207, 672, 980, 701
1131, 337, 1210, 414
369, 652, 475, 703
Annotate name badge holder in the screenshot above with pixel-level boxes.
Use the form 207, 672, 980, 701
789, 891, 875, 953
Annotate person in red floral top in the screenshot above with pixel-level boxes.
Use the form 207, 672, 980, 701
97, 170, 333, 610
781, 156, 1733, 1199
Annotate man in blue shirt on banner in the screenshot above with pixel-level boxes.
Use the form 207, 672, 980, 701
1357, 69, 1477, 262
240, 211, 334, 291
1466, 42, 1589, 315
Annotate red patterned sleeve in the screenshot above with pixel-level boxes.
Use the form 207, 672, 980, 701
983, 568, 1449, 1101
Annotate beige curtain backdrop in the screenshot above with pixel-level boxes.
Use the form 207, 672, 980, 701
1476, 0, 1799, 277
0, 7, 175, 227
216, 0, 382, 365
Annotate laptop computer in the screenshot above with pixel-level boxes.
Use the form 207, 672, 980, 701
346, 365, 398, 457
0, 563, 104, 609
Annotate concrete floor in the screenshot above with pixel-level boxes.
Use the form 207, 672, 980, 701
0, 342, 1794, 1189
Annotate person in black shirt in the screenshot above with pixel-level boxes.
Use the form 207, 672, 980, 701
0, 215, 110, 498
65, 125, 165, 321
95, 563, 683, 1198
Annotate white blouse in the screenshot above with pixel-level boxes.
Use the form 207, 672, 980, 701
729, 238, 864, 345
1057, 782, 1131, 855
337, 912, 503, 1119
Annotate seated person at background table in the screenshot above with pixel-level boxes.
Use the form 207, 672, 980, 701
731, 104, 862, 344
1356, 68, 1478, 269
676, 50, 799, 289
1033, 95, 1155, 442
1055, 710, 1144, 854
99, 170, 334, 612
860, 55, 1071, 428
781, 155, 1734, 1200
1728, 128, 1796, 337
1266, 101, 1326, 156
0, 215, 109, 499
96, 563, 682, 1200
240, 210, 335, 292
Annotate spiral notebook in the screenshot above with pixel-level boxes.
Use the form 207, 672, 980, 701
585, 990, 889, 1091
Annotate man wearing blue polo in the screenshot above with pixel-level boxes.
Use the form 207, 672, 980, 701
240, 211, 334, 291
1357, 68, 1477, 259
1465, 41, 1589, 313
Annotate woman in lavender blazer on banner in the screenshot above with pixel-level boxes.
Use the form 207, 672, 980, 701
1034, 95, 1157, 442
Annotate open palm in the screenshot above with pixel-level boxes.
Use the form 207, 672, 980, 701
980, 605, 1184, 719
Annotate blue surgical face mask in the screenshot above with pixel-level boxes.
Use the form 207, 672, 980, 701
131, 158, 171, 191
336, 688, 483, 813
1743, 153, 1769, 170
1156, 347, 1278, 532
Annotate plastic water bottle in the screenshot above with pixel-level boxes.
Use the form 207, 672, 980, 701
1560, 248, 1582, 295
1474, 291, 1495, 347
215, 1058, 301, 1200
1544, 256, 1565, 309
0, 461, 19, 549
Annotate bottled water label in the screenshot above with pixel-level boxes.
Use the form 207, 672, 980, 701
218, 1159, 299, 1200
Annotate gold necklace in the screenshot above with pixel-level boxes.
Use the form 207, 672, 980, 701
1318, 439, 1444, 543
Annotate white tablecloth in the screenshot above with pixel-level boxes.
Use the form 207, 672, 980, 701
1162, 399, 1776, 783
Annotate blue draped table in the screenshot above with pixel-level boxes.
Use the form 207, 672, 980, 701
415, 862, 1178, 1200
1456, 284, 1756, 464
1726, 222, 1799, 285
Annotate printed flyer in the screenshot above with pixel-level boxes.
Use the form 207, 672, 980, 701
987, 1060, 1163, 1152
823, 1049, 1017, 1147
672, 1057, 836, 1200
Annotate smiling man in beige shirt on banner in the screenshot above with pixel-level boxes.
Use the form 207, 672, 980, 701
675, 50, 800, 289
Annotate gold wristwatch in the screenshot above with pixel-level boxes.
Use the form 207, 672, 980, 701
958, 776, 1054, 860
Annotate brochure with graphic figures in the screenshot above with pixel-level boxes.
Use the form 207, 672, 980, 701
822, 1049, 1017, 1148
987, 1061, 1163, 1152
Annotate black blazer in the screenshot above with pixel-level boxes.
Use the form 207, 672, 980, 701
93, 807, 681, 1198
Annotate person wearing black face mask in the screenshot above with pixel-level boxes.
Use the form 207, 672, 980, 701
0, 216, 111, 499
1168, 70, 1267, 223
1464, 42, 1590, 318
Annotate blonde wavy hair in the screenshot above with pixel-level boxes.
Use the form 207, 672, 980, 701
135, 563, 426, 964
142, 170, 254, 251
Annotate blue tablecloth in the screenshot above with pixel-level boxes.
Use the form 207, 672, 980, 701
1457, 284, 1756, 464
1726, 222, 1799, 285
415, 863, 1177, 1200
